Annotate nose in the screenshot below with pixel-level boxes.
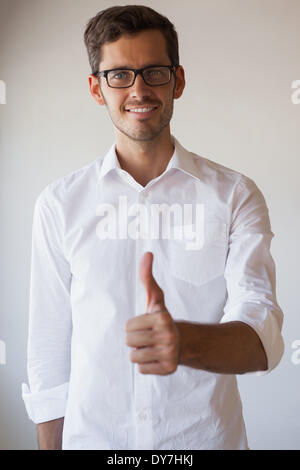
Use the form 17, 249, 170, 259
129, 72, 152, 100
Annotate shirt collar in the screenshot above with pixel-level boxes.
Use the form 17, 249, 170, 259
165, 135, 199, 180
97, 141, 122, 182
97, 134, 200, 184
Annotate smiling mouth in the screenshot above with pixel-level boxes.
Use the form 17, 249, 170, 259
125, 106, 159, 118
126, 106, 158, 113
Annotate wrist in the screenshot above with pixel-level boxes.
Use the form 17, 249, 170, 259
176, 320, 202, 365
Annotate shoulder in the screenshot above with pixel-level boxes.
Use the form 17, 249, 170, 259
190, 149, 262, 195
193, 151, 243, 184
35, 156, 105, 210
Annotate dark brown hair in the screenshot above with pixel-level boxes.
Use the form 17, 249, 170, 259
84, 5, 179, 74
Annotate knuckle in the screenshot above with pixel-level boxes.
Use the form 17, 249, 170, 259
157, 312, 171, 327
164, 330, 176, 343
161, 344, 176, 361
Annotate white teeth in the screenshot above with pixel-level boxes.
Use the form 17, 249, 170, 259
128, 107, 156, 113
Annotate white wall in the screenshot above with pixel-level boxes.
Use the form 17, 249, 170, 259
0, 0, 299, 450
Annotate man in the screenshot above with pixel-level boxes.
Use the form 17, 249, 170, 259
22, 5, 284, 450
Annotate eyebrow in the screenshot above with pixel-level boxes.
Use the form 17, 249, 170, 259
103, 62, 169, 70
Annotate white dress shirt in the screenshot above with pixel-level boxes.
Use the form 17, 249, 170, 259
22, 135, 284, 450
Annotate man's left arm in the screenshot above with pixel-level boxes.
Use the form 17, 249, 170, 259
126, 176, 284, 375
176, 319, 268, 374
177, 175, 284, 375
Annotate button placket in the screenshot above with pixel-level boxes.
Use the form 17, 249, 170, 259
139, 191, 151, 239
133, 191, 153, 450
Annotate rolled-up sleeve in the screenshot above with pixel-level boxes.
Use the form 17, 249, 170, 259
220, 175, 284, 376
22, 190, 72, 423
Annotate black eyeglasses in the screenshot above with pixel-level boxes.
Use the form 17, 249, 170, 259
92, 65, 177, 88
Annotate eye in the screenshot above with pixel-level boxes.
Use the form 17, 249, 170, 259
112, 71, 129, 80
147, 69, 163, 77
150, 70, 163, 75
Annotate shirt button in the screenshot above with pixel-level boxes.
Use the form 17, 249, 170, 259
138, 411, 148, 421
140, 192, 149, 201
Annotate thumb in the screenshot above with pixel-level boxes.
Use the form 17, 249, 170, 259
139, 251, 165, 313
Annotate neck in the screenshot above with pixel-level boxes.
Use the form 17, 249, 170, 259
114, 128, 175, 187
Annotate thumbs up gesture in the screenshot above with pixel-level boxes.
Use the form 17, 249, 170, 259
125, 251, 181, 375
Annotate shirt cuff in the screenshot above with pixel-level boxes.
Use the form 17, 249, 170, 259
21, 382, 69, 424
220, 302, 284, 376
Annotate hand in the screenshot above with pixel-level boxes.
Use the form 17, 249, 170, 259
125, 251, 181, 375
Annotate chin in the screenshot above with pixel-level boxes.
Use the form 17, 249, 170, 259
116, 125, 163, 142
122, 122, 170, 142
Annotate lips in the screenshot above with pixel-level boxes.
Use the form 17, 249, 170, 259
125, 107, 158, 119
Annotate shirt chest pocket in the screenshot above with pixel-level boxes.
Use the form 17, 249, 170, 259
164, 221, 228, 286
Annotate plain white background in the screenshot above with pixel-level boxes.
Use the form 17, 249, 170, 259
0, 0, 299, 449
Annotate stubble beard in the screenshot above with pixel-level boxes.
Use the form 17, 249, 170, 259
101, 85, 175, 142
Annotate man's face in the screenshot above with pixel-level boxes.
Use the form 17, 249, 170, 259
89, 29, 185, 142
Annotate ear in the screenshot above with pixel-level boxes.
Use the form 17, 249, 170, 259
88, 74, 105, 106
173, 65, 185, 100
